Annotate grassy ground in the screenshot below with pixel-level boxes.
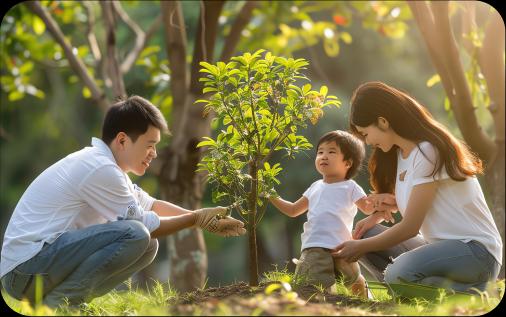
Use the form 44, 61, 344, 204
2, 270, 504, 316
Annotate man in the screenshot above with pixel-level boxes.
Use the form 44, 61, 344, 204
0, 96, 245, 308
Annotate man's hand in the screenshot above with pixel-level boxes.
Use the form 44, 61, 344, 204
194, 206, 228, 228
194, 206, 246, 237
213, 216, 246, 237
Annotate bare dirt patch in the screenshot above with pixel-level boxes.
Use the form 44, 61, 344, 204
170, 282, 394, 315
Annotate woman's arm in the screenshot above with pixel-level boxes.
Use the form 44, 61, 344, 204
269, 196, 308, 217
333, 182, 438, 262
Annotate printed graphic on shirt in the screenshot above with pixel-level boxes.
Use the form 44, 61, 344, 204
125, 203, 142, 220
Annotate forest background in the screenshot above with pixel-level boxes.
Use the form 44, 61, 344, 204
1, 0, 503, 293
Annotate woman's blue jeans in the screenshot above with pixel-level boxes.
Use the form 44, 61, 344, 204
359, 224, 500, 293
1, 220, 158, 308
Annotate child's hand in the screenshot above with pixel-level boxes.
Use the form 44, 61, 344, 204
259, 188, 279, 200
360, 197, 376, 213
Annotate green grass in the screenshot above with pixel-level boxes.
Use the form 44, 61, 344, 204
2, 272, 504, 316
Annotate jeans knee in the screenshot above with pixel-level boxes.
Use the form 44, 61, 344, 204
384, 262, 412, 284
121, 220, 151, 245
146, 239, 159, 257
144, 239, 159, 264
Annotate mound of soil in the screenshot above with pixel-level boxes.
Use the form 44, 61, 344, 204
170, 282, 393, 315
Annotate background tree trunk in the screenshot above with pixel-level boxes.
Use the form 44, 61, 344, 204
158, 1, 226, 292
409, 2, 504, 278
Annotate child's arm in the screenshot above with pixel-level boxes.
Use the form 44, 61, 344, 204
269, 196, 308, 217
355, 197, 375, 215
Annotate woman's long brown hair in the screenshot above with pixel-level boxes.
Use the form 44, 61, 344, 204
349, 81, 483, 194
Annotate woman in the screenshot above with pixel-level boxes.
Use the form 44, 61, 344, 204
332, 81, 502, 293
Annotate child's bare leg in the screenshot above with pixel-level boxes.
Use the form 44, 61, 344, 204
334, 259, 367, 298
350, 274, 368, 298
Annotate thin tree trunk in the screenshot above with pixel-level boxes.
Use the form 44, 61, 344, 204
248, 161, 259, 286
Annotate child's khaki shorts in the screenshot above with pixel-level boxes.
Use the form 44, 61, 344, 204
294, 247, 361, 288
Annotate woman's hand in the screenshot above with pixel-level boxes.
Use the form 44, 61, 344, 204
331, 240, 367, 263
367, 193, 398, 213
352, 215, 378, 240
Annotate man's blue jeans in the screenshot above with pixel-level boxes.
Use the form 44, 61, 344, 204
1, 220, 158, 308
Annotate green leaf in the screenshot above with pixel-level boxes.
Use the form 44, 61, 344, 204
302, 84, 311, 95
140, 46, 160, 59
82, 87, 91, 98
340, 32, 352, 44
8, 90, 24, 101
19, 62, 34, 74
426, 74, 441, 87
199, 62, 218, 76
265, 283, 282, 295
319, 85, 328, 97
197, 137, 217, 148
444, 97, 451, 111
194, 99, 209, 105
203, 87, 218, 94
324, 37, 340, 57
32, 16, 45, 35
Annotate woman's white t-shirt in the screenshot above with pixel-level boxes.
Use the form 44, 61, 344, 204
395, 141, 502, 265
301, 179, 366, 251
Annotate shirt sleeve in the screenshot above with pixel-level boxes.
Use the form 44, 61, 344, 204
79, 165, 160, 232
132, 184, 156, 211
303, 180, 318, 198
412, 142, 449, 186
351, 181, 367, 202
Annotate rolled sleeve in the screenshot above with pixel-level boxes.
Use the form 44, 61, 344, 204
142, 210, 161, 232
133, 184, 156, 211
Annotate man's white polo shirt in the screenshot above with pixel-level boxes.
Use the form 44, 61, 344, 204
0, 137, 160, 278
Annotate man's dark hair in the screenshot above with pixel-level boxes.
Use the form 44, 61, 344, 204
316, 130, 365, 179
102, 95, 170, 145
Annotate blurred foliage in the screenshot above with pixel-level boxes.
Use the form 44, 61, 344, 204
0, 0, 496, 287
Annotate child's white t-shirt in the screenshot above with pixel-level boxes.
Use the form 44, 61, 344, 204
301, 179, 366, 251
395, 141, 502, 265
